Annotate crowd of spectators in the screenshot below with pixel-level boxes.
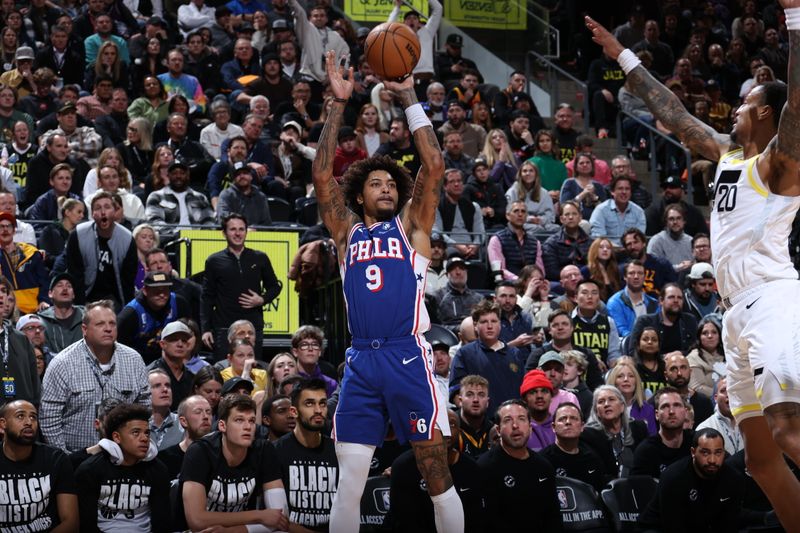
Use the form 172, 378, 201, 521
0, 0, 792, 531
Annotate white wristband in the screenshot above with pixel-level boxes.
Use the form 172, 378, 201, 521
404, 103, 431, 134
787, 7, 800, 31
617, 48, 642, 75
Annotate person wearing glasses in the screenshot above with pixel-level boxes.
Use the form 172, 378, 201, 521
290, 325, 337, 397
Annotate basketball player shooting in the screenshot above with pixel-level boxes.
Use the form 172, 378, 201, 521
586, 4, 800, 528
313, 51, 464, 533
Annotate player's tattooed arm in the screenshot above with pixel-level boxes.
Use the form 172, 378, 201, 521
626, 66, 727, 162
775, 30, 800, 166
584, 15, 728, 162
384, 81, 445, 236
313, 51, 358, 247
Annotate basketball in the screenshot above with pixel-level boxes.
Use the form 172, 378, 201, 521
364, 22, 421, 81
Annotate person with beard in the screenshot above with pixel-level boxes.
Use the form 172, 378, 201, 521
646, 204, 694, 273
638, 428, 743, 532
391, 409, 486, 532
435, 255, 484, 327
0, 400, 78, 531
458, 375, 492, 458
495, 281, 535, 355
375, 117, 421, 177
158, 395, 213, 481
662, 352, 714, 427
628, 283, 698, 355
540, 402, 607, 491
65, 192, 137, 308
216, 162, 271, 226
631, 387, 693, 478
75, 404, 170, 532
682, 263, 720, 321
273, 378, 338, 531
478, 399, 562, 531
644, 175, 708, 237
520, 369, 555, 451
145, 160, 215, 239
620, 228, 677, 297
179, 394, 289, 532
697, 377, 743, 456
422, 82, 447, 130
437, 100, 485, 159
314, 54, 464, 533
553, 104, 579, 164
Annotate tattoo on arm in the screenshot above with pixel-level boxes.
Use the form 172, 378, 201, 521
312, 103, 354, 236
777, 31, 800, 165
627, 66, 723, 161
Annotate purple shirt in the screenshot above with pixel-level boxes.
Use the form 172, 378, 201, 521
298, 365, 338, 398
527, 417, 555, 451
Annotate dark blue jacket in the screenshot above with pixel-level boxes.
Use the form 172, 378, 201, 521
450, 340, 526, 416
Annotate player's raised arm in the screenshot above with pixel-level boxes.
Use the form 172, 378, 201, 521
585, 16, 730, 162
312, 51, 360, 249
765, 0, 800, 194
383, 76, 445, 238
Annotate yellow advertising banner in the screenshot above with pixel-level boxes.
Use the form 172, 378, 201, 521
345, 0, 429, 23
444, 0, 527, 29
178, 229, 300, 336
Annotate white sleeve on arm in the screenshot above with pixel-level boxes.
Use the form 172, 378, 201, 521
265, 487, 289, 515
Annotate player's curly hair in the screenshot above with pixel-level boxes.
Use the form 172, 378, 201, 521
341, 155, 414, 220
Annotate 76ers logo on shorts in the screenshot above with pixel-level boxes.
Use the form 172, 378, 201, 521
409, 411, 428, 435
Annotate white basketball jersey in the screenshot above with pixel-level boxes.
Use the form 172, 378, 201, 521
710, 148, 800, 299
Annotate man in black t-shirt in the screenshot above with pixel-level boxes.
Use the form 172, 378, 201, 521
158, 395, 213, 482
639, 428, 744, 532
74, 404, 171, 532
374, 118, 421, 177
632, 387, 693, 479
274, 378, 338, 531
458, 375, 493, 458
540, 402, 607, 491
477, 399, 563, 531
0, 400, 78, 532
181, 394, 289, 531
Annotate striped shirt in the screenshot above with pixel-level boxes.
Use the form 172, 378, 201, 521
40, 340, 151, 452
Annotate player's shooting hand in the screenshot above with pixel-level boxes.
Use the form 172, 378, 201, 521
585, 16, 624, 60
382, 74, 415, 93
259, 509, 289, 530
324, 50, 354, 101
239, 290, 264, 309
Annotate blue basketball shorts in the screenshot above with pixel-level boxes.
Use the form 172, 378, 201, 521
332, 335, 450, 446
